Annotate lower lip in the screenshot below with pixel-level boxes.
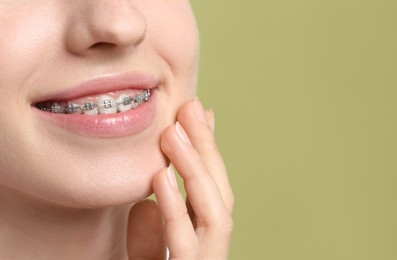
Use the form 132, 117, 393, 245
34, 89, 156, 138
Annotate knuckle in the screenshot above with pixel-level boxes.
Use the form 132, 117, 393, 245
210, 213, 234, 236
200, 133, 218, 153
167, 208, 190, 224
160, 125, 178, 153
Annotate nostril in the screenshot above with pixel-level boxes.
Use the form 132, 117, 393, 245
90, 42, 117, 50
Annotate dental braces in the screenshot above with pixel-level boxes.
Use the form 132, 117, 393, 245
38, 89, 151, 114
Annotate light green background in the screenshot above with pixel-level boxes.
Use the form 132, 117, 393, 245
192, 1, 396, 259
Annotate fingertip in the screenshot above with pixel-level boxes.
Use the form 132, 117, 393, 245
160, 122, 193, 159
175, 121, 192, 145
152, 166, 168, 193
152, 165, 179, 192
128, 200, 163, 231
129, 199, 157, 213
176, 100, 215, 144
176, 100, 195, 124
160, 126, 173, 155
127, 199, 166, 258
153, 166, 180, 203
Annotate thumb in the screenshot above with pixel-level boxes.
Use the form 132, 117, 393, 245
127, 200, 166, 258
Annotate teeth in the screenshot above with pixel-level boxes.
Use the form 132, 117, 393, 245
51, 102, 65, 113
117, 94, 134, 112
98, 95, 118, 114
36, 89, 151, 115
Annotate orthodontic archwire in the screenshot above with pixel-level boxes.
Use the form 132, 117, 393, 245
39, 89, 151, 114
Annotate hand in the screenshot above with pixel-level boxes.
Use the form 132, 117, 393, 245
127, 98, 234, 259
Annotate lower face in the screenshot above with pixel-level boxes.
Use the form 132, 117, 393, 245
0, 1, 199, 208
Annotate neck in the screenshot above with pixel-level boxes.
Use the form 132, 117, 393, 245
0, 186, 131, 260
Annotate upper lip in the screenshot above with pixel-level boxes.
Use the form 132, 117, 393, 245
32, 71, 159, 103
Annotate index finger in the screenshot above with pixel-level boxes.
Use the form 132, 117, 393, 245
177, 99, 234, 212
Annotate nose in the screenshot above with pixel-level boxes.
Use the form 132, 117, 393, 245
65, 0, 147, 55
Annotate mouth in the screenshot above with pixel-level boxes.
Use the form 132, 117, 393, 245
34, 89, 151, 115
32, 72, 158, 138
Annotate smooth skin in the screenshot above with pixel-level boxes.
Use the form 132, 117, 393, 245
0, 0, 233, 258
128, 100, 234, 259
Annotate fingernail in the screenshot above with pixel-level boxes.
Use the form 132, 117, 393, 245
207, 109, 215, 133
175, 121, 192, 145
193, 97, 208, 125
167, 165, 178, 190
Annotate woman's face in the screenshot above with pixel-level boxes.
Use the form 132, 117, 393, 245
0, 1, 199, 207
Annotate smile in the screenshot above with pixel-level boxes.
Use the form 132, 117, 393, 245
35, 89, 150, 115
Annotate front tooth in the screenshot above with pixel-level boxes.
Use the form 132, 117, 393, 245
117, 94, 133, 112
98, 95, 118, 114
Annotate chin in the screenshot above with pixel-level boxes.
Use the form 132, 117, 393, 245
61, 148, 168, 209
2, 138, 168, 210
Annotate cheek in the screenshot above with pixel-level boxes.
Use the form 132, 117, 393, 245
0, 4, 62, 106
0, 5, 62, 187
141, 1, 200, 84
155, 17, 199, 74
0, 118, 36, 190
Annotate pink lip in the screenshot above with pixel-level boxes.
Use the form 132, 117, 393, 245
33, 72, 159, 138
33, 71, 159, 103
